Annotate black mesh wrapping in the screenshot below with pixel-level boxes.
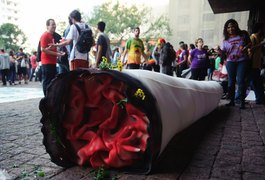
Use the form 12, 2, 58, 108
39, 68, 162, 174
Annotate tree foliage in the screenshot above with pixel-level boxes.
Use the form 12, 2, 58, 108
0, 23, 27, 51
56, 21, 67, 37
88, 1, 171, 42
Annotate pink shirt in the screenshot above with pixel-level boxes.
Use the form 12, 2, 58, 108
30, 55, 38, 69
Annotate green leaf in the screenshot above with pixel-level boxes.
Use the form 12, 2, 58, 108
37, 171, 45, 177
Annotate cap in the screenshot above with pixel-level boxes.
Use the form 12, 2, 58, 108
157, 38, 166, 45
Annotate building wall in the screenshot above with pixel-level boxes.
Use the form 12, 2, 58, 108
168, 0, 249, 48
0, 0, 21, 25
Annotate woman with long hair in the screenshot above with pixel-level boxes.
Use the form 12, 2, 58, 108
219, 19, 251, 109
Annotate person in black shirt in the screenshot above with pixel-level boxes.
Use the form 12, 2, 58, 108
95, 21, 111, 67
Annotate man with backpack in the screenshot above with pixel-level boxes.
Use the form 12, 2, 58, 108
160, 42, 176, 76
52, 10, 94, 70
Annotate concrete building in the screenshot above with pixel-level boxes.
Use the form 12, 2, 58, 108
168, 0, 249, 48
0, 0, 21, 25
208, 0, 265, 33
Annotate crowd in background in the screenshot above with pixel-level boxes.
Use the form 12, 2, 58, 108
1, 13, 265, 106
0, 48, 42, 86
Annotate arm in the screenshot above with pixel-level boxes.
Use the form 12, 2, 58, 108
51, 25, 74, 47
41, 46, 61, 57
10, 56, 16, 63
251, 38, 265, 51
41, 40, 65, 57
140, 41, 148, 63
56, 39, 73, 47
177, 51, 187, 66
141, 51, 148, 64
96, 45, 103, 67
152, 45, 159, 64
179, 55, 187, 65
121, 49, 128, 65
216, 46, 227, 62
188, 54, 192, 65
121, 39, 130, 65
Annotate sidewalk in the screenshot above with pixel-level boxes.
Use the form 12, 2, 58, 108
0, 81, 43, 104
0, 82, 265, 179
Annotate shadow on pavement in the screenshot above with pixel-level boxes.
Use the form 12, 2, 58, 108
151, 106, 231, 174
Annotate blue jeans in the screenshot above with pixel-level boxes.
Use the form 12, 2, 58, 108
42, 64, 57, 96
58, 63, 69, 74
9, 66, 16, 83
162, 65, 173, 76
226, 60, 249, 102
177, 64, 188, 77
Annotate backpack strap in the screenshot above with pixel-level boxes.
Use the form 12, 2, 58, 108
74, 23, 89, 34
74, 24, 81, 35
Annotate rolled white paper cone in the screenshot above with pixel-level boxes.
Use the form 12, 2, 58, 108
123, 70, 223, 154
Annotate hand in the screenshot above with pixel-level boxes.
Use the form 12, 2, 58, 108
46, 45, 54, 50
48, 42, 59, 48
57, 51, 65, 57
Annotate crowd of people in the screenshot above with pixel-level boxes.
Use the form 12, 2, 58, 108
0, 48, 42, 86
1, 9, 265, 107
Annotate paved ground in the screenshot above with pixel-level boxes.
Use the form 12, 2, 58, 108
0, 81, 265, 179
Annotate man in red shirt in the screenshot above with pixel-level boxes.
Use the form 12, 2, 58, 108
40, 19, 64, 96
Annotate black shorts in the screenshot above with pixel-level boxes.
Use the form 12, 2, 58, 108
18, 67, 27, 76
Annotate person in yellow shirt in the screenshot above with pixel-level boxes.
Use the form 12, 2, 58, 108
121, 27, 148, 69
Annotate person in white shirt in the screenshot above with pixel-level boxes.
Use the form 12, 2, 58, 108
53, 10, 91, 70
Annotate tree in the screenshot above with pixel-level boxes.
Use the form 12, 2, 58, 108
0, 23, 27, 51
88, 1, 171, 44
56, 21, 67, 37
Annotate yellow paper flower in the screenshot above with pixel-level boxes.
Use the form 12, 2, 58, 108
99, 56, 111, 70
117, 59, 123, 71
134, 88, 145, 100
102, 56, 108, 63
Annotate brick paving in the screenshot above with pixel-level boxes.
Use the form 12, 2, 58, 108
0, 82, 265, 179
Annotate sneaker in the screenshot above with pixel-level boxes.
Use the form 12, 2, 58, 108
235, 99, 241, 104
221, 93, 228, 99
226, 101, 235, 107
18, 81, 21, 84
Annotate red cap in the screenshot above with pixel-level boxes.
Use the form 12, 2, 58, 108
157, 38, 166, 45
